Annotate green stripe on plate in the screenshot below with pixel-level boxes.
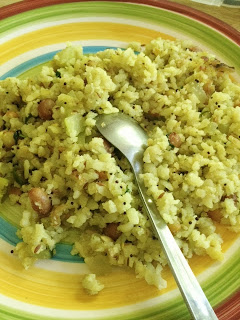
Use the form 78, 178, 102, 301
0, 2, 239, 70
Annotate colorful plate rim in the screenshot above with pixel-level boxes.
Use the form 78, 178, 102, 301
0, 1, 239, 320
0, 0, 239, 44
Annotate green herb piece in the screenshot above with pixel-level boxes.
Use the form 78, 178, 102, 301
166, 133, 174, 149
199, 110, 211, 119
13, 130, 25, 144
55, 71, 61, 78
13, 168, 26, 186
124, 185, 130, 194
24, 115, 34, 124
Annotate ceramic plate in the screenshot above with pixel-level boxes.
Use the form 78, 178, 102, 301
0, 1, 239, 319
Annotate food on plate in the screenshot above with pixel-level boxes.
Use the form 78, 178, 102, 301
82, 274, 105, 295
0, 38, 239, 294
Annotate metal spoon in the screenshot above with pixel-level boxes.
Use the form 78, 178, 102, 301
96, 112, 218, 320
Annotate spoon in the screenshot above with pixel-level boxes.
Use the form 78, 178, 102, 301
96, 112, 218, 320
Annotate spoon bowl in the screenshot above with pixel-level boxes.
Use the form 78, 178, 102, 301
96, 113, 148, 163
96, 112, 218, 320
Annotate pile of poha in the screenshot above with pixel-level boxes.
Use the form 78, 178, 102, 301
0, 38, 240, 294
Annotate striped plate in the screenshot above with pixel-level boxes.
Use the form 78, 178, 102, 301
0, 1, 239, 320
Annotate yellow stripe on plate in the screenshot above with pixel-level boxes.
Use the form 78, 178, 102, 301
0, 251, 161, 309
0, 223, 238, 310
0, 22, 174, 64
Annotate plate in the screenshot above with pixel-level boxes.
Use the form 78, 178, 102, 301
0, 1, 239, 320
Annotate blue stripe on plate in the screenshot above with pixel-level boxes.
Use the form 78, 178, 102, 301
0, 217, 20, 245
53, 243, 84, 263
0, 46, 118, 79
0, 217, 84, 263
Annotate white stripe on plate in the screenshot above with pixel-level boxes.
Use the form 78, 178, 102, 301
0, 17, 177, 44
0, 288, 179, 319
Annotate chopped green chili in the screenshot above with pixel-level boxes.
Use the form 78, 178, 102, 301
13, 130, 25, 144
13, 168, 26, 186
55, 71, 61, 78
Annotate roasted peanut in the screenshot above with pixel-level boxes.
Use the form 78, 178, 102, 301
9, 187, 22, 196
38, 99, 55, 120
201, 56, 209, 62
144, 112, 160, 120
50, 204, 66, 227
203, 82, 215, 96
207, 209, 222, 223
168, 222, 181, 234
221, 194, 238, 205
168, 132, 182, 148
103, 138, 113, 153
103, 223, 121, 241
28, 187, 52, 215
97, 171, 108, 181
5, 111, 19, 119
72, 170, 79, 179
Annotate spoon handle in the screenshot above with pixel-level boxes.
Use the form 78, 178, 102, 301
134, 170, 218, 320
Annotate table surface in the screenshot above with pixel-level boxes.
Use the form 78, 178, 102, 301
0, 0, 239, 31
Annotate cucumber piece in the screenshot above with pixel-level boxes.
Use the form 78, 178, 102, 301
64, 114, 84, 138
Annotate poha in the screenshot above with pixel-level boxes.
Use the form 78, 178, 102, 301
0, 38, 240, 294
